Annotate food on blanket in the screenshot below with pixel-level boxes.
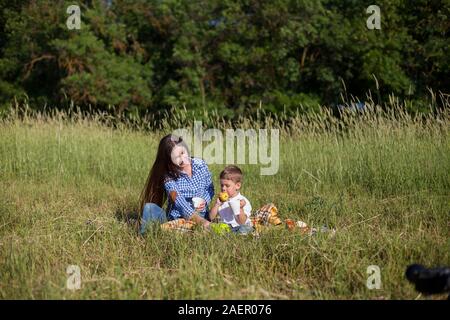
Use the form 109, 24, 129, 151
285, 219, 295, 230
219, 192, 229, 202
295, 220, 310, 234
210, 223, 231, 235
296, 221, 308, 228
160, 218, 195, 233
250, 204, 334, 237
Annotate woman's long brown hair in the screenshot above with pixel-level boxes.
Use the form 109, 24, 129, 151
139, 134, 189, 216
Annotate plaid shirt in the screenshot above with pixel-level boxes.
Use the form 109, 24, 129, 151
163, 157, 214, 220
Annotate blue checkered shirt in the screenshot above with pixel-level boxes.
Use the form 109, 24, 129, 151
163, 157, 215, 220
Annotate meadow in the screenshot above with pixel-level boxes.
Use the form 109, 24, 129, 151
0, 101, 449, 299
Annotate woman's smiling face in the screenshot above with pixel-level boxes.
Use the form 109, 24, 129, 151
170, 145, 190, 168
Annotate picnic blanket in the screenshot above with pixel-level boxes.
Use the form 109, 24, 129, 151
159, 203, 335, 236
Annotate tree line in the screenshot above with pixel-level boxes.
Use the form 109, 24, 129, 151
0, 0, 448, 118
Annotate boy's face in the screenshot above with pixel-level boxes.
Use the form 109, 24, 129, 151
220, 179, 241, 198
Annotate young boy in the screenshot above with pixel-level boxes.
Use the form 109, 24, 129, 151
209, 165, 253, 234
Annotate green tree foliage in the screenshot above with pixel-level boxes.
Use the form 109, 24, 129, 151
0, 0, 152, 113
0, 0, 448, 115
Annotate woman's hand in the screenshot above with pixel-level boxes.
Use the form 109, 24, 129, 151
202, 220, 211, 230
195, 200, 206, 213
189, 212, 210, 231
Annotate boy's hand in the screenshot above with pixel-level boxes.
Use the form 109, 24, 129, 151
214, 198, 222, 207
240, 199, 246, 208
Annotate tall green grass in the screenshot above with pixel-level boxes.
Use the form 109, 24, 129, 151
0, 100, 449, 299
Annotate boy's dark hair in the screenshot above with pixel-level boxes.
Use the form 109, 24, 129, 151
220, 165, 243, 183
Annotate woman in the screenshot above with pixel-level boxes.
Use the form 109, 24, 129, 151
139, 134, 214, 234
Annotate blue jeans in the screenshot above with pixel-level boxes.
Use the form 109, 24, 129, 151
140, 203, 168, 235
231, 224, 254, 235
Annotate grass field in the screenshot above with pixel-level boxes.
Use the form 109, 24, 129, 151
0, 104, 449, 299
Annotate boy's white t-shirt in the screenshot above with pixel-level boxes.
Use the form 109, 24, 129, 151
218, 192, 252, 228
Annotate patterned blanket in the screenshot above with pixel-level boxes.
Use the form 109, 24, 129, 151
159, 202, 336, 236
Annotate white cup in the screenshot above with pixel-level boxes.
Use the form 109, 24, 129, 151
229, 199, 241, 215
192, 197, 204, 209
